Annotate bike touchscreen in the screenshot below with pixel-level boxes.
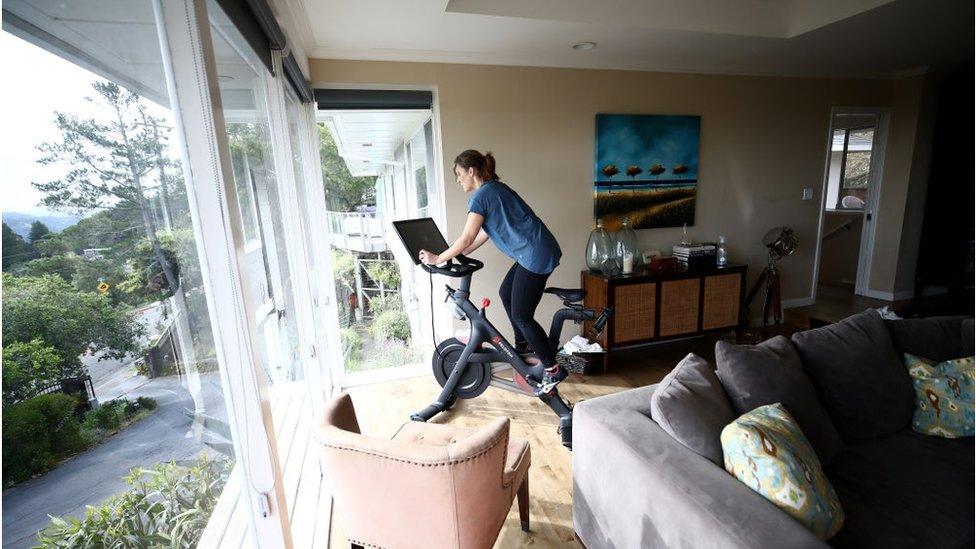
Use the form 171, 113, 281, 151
392, 217, 450, 265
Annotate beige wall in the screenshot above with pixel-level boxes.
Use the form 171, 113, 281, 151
309, 59, 930, 339
867, 74, 933, 297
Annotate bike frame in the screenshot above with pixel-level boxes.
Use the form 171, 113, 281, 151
411, 271, 574, 437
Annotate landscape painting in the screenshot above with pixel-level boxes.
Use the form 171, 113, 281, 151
594, 114, 700, 230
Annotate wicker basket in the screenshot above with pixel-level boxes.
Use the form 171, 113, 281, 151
557, 351, 606, 375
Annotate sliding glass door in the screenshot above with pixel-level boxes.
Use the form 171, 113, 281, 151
208, 0, 306, 424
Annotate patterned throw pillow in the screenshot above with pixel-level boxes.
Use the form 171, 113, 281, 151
903, 353, 975, 438
721, 403, 845, 540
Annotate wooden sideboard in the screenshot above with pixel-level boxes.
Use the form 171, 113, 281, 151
581, 264, 747, 360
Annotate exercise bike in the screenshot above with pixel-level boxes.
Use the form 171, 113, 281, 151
400, 243, 611, 450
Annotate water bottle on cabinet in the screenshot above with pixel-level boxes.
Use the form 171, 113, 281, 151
716, 235, 728, 267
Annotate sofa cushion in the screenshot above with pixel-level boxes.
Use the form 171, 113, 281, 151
715, 336, 843, 465
885, 316, 966, 362
650, 353, 734, 465
721, 403, 845, 541
826, 430, 975, 549
791, 310, 913, 442
904, 353, 975, 438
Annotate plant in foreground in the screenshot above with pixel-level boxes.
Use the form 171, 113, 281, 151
35, 457, 231, 548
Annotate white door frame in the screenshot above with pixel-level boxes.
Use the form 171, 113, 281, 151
810, 106, 891, 302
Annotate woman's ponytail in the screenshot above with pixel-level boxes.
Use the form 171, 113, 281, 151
483, 152, 499, 181
454, 149, 500, 182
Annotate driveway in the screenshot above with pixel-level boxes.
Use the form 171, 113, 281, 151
1, 373, 229, 549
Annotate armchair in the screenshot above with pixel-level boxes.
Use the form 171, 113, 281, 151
315, 393, 531, 549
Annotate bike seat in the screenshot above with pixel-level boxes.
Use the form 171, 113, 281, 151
544, 287, 586, 302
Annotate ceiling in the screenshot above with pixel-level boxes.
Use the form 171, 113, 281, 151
319, 110, 430, 177
3, 0, 270, 113
289, 0, 972, 78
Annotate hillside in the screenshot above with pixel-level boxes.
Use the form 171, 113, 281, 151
2, 211, 81, 237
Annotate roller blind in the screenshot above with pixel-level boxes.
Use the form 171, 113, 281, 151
314, 89, 434, 110
215, 0, 313, 102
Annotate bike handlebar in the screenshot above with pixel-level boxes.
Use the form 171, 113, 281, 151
421, 254, 484, 278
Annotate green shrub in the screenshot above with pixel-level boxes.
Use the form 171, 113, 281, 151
35, 457, 232, 548
84, 402, 123, 431
331, 248, 357, 292
371, 309, 411, 343
82, 397, 157, 435
340, 327, 362, 356
367, 294, 402, 316
2, 339, 64, 406
364, 261, 400, 290
2, 393, 88, 485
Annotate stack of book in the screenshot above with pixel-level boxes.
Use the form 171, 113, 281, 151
672, 244, 716, 270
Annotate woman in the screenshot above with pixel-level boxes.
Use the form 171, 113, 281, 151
419, 150, 566, 394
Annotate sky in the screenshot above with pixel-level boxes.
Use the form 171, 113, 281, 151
0, 31, 175, 218
594, 114, 701, 183
0, 32, 102, 216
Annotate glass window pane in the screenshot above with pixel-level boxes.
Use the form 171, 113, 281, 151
207, 1, 304, 390
206, 0, 326, 530
839, 128, 873, 209
1, 3, 236, 546
410, 132, 428, 212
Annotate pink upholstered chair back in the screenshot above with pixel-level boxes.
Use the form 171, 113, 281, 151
315, 393, 517, 549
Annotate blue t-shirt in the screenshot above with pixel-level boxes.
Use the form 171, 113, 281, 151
467, 180, 561, 274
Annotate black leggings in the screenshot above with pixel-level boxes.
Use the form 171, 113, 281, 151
499, 262, 555, 368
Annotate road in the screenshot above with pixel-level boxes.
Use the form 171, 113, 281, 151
1, 373, 229, 549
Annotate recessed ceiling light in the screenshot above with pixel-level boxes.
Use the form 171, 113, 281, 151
572, 42, 596, 51
362, 143, 373, 147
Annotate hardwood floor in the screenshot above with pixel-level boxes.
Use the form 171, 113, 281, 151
327, 335, 730, 549
785, 283, 908, 329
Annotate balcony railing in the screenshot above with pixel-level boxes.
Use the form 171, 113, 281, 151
199, 381, 327, 548
326, 211, 387, 253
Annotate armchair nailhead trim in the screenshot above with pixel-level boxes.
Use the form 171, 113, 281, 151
314, 430, 508, 467
349, 538, 384, 548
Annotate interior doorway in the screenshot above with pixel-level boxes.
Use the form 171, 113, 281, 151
813, 108, 889, 302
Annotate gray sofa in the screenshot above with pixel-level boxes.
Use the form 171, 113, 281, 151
573, 314, 974, 549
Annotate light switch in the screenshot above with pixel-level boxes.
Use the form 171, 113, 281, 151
802, 187, 814, 200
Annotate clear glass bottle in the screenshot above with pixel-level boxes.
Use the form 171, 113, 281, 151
586, 218, 612, 273
716, 235, 728, 267
612, 217, 640, 273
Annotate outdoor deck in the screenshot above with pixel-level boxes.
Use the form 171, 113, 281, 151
199, 382, 329, 548
327, 211, 386, 253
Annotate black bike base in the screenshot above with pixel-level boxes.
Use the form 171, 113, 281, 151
412, 388, 574, 450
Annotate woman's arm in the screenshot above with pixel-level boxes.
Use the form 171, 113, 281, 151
463, 228, 489, 255
419, 212, 484, 265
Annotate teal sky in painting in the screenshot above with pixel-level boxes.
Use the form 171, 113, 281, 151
594, 114, 700, 183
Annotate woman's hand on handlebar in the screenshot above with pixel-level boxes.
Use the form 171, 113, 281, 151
418, 249, 442, 265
